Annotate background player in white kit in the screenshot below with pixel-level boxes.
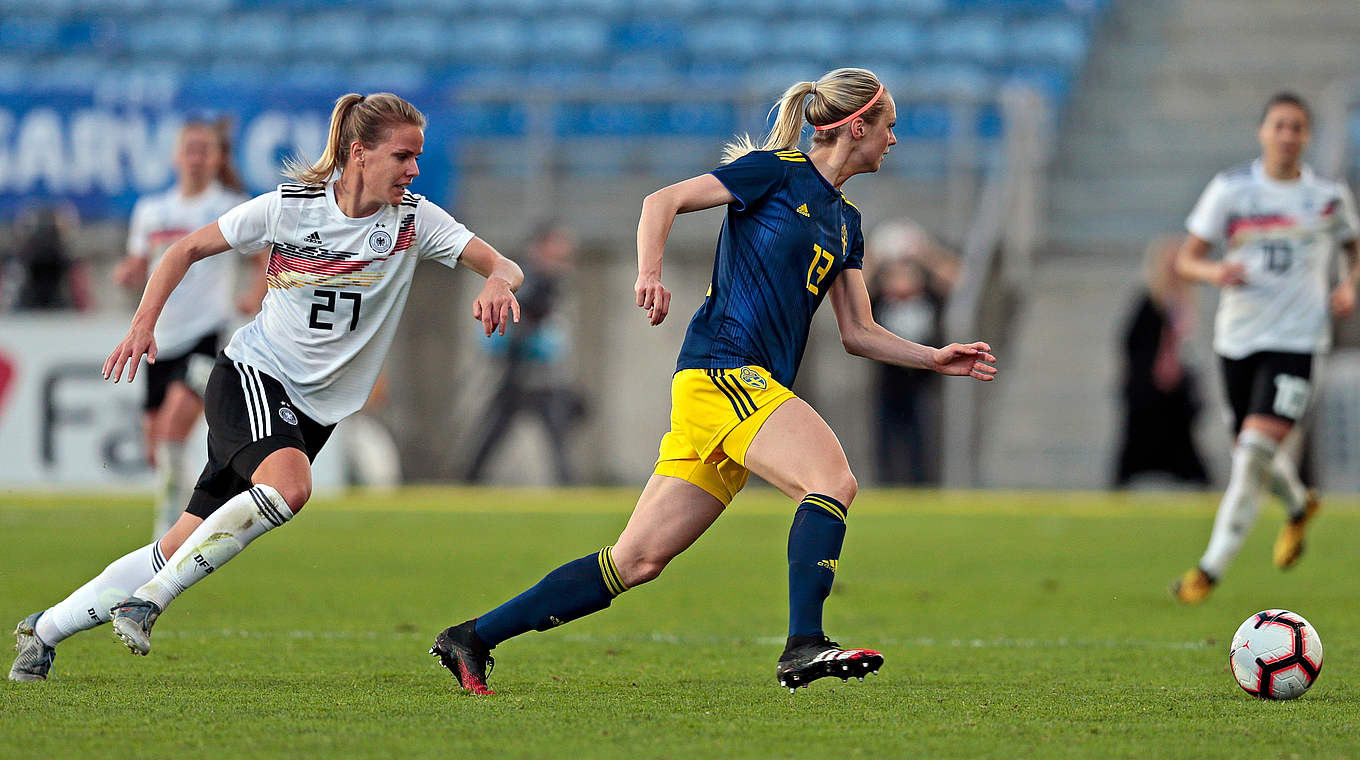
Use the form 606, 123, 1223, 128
9, 92, 523, 680
114, 119, 267, 538
1171, 92, 1360, 604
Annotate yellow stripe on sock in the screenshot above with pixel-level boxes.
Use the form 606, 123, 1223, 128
598, 547, 627, 596
602, 547, 626, 594
804, 495, 846, 522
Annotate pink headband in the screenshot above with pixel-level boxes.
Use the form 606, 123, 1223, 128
813, 84, 886, 131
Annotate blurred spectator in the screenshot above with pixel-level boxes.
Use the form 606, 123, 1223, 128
866, 218, 959, 484
465, 221, 587, 484
5, 205, 90, 312
1113, 235, 1209, 487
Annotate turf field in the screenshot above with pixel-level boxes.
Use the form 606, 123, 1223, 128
3, 487, 1358, 759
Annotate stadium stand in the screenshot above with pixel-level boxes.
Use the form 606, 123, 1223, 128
4, 0, 1104, 146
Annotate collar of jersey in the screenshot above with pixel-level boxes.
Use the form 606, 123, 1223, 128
325, 181, 388, 225
1251, 158, 1314, 190
172, 181, 225, 205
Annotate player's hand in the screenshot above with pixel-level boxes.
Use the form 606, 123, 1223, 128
932, 341, 997, 381
473, 275, 520, 337
1214, 261, 1247, 288
1330, 282, 1356, 318
635, 274, 670, 326
103, 323, 157, 383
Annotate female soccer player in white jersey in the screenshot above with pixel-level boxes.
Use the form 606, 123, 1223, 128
114, 119, 264, 539
430, 68, 997, 695
1171, 92, 1360, 604
9, 92, 523, 680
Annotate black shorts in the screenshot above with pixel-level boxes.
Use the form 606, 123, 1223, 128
1219, 351, 1314, 433
186, 353, 335, 518
143, 333, 219, 410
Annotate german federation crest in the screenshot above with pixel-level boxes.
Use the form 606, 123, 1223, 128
369, 229, 393, 254
739, 367, 767, 389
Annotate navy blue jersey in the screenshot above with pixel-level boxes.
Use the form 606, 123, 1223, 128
675, 149, 865, 387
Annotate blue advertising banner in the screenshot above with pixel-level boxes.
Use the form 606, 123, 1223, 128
0, 85, 458, 221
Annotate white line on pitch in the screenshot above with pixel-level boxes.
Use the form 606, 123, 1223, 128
147, 629, 1218, 650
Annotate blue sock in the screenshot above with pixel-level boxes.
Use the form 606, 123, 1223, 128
473, 547, 629, 647
787, 493, 849, 638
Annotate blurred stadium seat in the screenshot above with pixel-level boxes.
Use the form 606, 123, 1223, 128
7, 0, 1103, 184
0, 17, 62, 54
929, 16, 1006, 64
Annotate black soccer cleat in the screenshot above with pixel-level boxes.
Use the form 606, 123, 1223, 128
776, 634, 883, 692
430, 620, 496, 695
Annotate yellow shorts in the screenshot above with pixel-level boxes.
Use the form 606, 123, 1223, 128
653, 365, 797, 505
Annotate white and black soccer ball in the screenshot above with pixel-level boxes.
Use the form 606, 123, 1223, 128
1229, 609, 1323, 700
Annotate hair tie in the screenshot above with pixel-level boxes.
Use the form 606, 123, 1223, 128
809, 82, 818, 96
814, 83, 885, 131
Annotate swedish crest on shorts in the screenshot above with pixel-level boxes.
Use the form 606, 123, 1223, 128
739, 366, 766, 389
368, 228, 393, 254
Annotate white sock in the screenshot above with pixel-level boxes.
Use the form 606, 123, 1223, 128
1200, 430, 1276, 578
134, 485, 293, 611
1267, 449, 1307, 519
35, 541, 167, 646
153, 440, 188, 538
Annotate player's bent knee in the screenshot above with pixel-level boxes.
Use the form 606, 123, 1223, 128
818, 470, 857, 507
260, 481, 310, 514
615, 553, 667, 588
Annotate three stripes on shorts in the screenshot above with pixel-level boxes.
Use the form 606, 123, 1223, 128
234, 361, 275, 441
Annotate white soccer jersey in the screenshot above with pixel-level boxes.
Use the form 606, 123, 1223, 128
1186, 160, 1360, 359
216, 181, 474, 425
127, 182, 249, 358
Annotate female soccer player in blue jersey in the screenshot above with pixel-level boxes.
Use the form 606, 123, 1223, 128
432, 68, 998, 695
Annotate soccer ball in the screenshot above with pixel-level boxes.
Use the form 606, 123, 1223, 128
1228, 609, 1323, 700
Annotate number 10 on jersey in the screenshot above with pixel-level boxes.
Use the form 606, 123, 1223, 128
806, 244, 835, 295
310, 289, 362, 330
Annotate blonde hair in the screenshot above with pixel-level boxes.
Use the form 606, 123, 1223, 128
721, 68, 887, 164
284, 93, 426, 185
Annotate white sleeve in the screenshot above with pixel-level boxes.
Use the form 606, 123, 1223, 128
126, 199, 152, 258
1186, 174, 1230, 244
217, 191, 280, 253
415, 199, 475, 268
1335, 183, 1360, 244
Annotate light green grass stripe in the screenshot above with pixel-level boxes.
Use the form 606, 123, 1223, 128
147, 628, 1220, 651
3, 486, 1358, 518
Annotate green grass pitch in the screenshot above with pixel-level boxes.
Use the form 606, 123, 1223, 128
3, 487, 1358, 759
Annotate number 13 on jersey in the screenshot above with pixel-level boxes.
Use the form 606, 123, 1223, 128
806, 244, 836, 295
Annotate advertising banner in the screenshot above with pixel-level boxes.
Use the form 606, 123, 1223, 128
0, 315, 344, 488
0, 86, 457, 221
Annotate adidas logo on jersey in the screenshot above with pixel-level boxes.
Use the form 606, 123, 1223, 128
796, 204, 810, 217
303, 231, 323, 245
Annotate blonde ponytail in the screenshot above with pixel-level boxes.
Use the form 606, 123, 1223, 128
720, 68, 886, 164
284, 93, 426, 185
721, 80, 816, 163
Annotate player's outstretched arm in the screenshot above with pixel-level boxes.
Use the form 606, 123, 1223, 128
460, 237, 523, 337
828, 268, 997, 381
104, 222, 233, 383
635, 174, 735, 326
1174, 234, 1244, 288
1331, 240, 1360, 318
